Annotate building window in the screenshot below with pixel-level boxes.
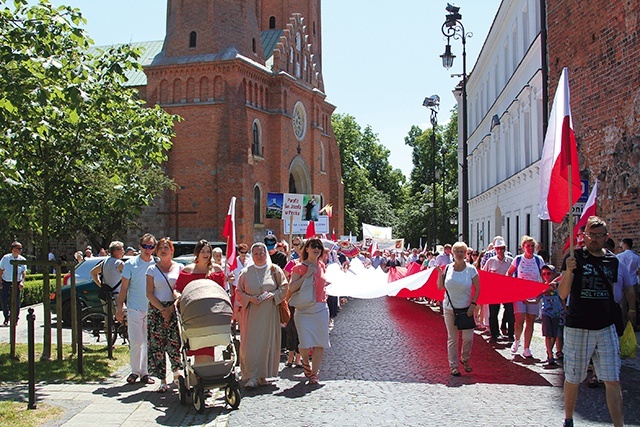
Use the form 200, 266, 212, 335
253, 186, 261, 224
320, 141, 326, 172
252, 119, 262, 156
252, 37, 256, 53
292, 101, 307, 141
269, 16, 276, 29
189, 31, 197, 48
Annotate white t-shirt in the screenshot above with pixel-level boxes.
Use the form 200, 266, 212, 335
443, 264, 478, 310
512, 255, 543, 282
0, 254, 27, 282
146, 262, 182, 302
121, 256, 155, 311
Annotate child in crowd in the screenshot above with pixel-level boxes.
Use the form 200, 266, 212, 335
540, 264, 565, 367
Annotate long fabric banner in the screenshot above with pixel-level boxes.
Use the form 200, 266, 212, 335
325, 259, 549, 304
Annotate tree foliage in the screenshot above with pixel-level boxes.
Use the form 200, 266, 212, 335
0, 0, 178, 255
332, 113, 405, 237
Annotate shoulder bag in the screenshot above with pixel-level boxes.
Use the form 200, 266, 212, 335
444, 265, 476, 330
271, 265, 291, 325
288, 263, 316, 310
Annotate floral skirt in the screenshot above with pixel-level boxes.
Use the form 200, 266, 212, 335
148, 302, 182, 379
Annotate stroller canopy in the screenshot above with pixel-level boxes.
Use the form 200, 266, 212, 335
179, 279, 233, 330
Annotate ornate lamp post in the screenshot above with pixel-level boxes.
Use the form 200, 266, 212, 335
423, 94, 439, 249
440, 3, 471, 243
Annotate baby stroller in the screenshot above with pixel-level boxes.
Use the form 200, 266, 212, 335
176, 279, 241, 412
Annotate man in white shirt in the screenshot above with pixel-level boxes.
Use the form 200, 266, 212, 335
616, 238, 639, 327
0, 241, 27, 325
482, 238, 514, 343
435, 244, 453, 268
116, 233, 157, 385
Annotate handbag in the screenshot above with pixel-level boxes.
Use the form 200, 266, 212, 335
288, 264, 316, 309
98, 259, 121, 301
271, 266, 291, 325
444, 265, 476, 330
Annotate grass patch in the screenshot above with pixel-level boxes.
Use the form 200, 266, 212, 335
0, 343, 129, 383
0, 401, 64, 427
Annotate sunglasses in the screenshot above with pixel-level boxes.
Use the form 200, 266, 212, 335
239, 251, 247, 254
141, 244, 156, 250
13, 247, 23, 250
309, 245, 323, 250
472, 252, 479, 256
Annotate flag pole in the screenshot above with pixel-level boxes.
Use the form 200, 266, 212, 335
288, 214, 294, 259
568, 165, 574, 258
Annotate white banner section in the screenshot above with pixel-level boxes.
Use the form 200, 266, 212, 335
283, 215, 329, 234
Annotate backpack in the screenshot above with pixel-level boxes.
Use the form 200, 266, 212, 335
98, 258, 122, 301
513, 254, 544, 278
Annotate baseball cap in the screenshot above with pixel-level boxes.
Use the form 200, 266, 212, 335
264, 233, 277, 250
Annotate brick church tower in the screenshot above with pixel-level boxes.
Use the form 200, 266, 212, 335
142, 0, 343, 244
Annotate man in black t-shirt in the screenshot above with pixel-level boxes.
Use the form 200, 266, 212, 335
264, 234, 287, 269
558, 216, 624, 427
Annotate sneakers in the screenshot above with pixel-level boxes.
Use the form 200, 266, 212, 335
522, 348, 533, 358
510, 339, 520, 353
544, 357, 557, 367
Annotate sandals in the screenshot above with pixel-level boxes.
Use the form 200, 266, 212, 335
126, 373, 139, 384
301, 360, 313, 378
140, 375, 155, 384
463, 361, 473, 373
156, 383, 169, 393
308, 374, 319, 385
450, 368, 461, 377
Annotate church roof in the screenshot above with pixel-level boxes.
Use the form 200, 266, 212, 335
94, 30, 282, 88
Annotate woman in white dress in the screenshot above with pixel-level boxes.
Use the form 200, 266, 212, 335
288, 238, 330, 384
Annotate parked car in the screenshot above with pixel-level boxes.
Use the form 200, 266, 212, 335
50, 256, 130, 326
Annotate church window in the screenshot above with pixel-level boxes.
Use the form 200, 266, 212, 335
189, 31, 197, 48
296, 33, 301, 51
320, 141, 325, 172
290, 46, 294, 63
313, 22, 316, 36
252, 38, 256, 53
253, 186, 262, 224
252, 119, 262, 156
269, 16, 276, 29
292, 101, 307, 141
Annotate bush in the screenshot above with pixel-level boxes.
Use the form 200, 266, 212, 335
19, 276, 57, 306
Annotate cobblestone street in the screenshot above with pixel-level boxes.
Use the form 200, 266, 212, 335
228, 297, 640, 427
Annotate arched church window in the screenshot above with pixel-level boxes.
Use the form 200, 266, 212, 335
320, 141, 326, 172
253, 186, 262, 224
252, 38, 256, 53
252, 119, 262, 156
189, 31, 197, 48
296, 33, 301, 51
269, 16, 276, 29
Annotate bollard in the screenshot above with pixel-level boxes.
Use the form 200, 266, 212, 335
76, 300, 83, 375
27, 308, 37, 409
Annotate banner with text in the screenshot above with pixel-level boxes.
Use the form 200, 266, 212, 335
266, 192, 321, 221
283, 215, 329, 234
362, 223, 393, 239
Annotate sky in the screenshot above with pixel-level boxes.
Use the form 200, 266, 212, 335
48, 0, 502, 177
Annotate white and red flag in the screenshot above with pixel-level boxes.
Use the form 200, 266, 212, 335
369, 240, 379, 256
538, 67, 582, 223
563, 179, 598, 252
331, 228, 336, 242
222, 197, 237, 272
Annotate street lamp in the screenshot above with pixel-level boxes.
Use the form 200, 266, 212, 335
441, 3, 472, 243
423, 94, 439, 248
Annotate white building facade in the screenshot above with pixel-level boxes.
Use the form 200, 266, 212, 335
456, 0, 549, 254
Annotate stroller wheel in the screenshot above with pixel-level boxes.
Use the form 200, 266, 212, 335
225, 385, 241, 409
193, 385, 206, 414
178, 376, 187, 405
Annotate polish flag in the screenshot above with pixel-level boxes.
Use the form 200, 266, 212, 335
563, 180, 598, 252
222, 197, 237, 272
305, 220, 316, 238
369, 240, 379, 256
538, 67, 582, 223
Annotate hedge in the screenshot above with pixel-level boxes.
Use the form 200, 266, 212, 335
18, 275, 58, 307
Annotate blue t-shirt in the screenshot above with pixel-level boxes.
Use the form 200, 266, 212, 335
121, 255, 155, 311
541, 291, 565, 319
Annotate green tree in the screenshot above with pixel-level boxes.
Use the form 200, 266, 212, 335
332, 113, 404, 237
0, 0, 177, 359
399, 108, 459, 249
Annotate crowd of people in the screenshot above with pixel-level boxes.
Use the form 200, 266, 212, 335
2, 216, 637, 425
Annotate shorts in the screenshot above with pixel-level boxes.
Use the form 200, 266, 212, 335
541, 315, 563, 338
563, 325, 620, 384
514, 300, 540, 315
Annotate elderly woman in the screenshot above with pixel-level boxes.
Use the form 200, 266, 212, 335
289, 238, 331, 385
236, 242, 288, 388
437, 241, 481, 376
146, 238, 183, 392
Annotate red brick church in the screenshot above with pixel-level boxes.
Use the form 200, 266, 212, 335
128, 0, 343, 244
